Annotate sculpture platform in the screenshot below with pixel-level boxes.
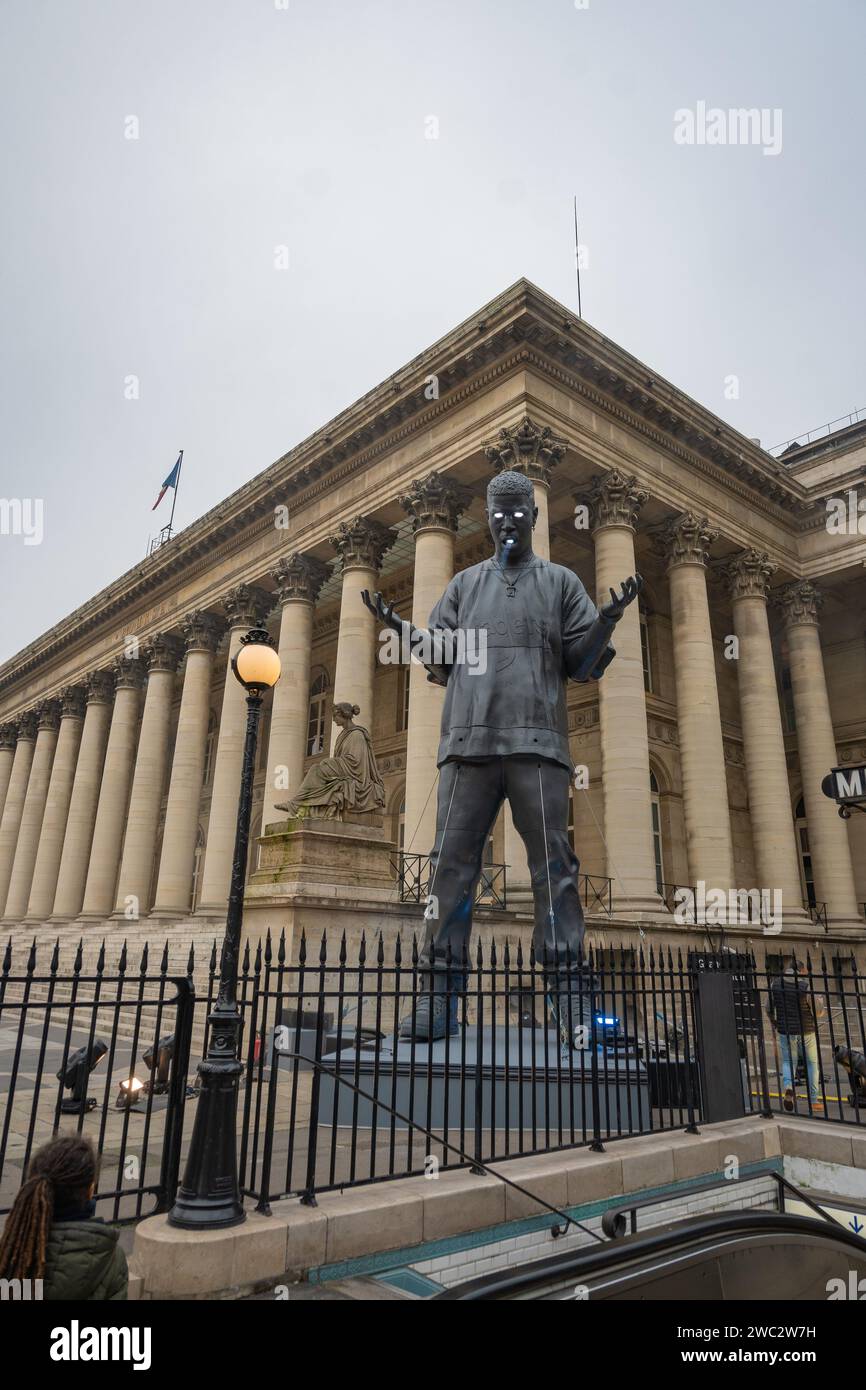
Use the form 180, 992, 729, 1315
315, 1025, 650, 1132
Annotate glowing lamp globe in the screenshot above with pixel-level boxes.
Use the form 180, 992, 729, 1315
232, 628, 281, 691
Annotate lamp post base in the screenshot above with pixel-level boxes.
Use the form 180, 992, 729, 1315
168, 1028, 246, 1230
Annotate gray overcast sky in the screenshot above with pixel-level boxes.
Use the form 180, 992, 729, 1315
1, 0, 863, 667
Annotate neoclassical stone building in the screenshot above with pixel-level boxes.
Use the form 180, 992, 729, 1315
0, 280, 864, 963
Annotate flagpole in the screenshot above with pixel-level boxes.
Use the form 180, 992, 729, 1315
168, 450, 183, 537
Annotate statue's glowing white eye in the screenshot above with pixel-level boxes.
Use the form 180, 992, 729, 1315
493, 511, 504, 520
513, 510, 525, 519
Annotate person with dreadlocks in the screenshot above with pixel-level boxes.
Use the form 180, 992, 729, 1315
0, 1134, 128, 1299
363, 468, 641, 1040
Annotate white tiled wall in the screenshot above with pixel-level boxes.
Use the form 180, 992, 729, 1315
410, 1175, 777, 1288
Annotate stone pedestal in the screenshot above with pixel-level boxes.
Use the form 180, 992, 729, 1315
244, 813, 403, 960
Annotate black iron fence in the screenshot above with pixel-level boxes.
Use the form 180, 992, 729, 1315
0, 937, 196, 1223
1, 935, 864, 1224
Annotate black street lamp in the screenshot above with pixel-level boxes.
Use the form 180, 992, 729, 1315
169, 626, 281, 1229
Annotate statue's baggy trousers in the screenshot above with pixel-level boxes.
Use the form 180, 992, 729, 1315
422, 755, 584, 979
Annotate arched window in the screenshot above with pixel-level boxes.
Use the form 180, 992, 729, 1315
203, 710, 218, 785
795, 796, 815, 908
191, 825, 206, 911
396, 797, 405, 850
307, 668, 330, 757
650, 770, 664, 894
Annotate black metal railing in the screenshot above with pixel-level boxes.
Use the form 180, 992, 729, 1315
3, 934, 865, 1223
391, 853, 612, 916
391, 853, 508, 910
0, 937, 196, 1223
579, 874, 613, 915
731, 948, 866, 1123
805, 900, 829, 931
235, 932, 704, 1209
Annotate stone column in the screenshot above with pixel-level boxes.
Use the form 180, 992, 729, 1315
722, 552, 810, 930
112, 634, 183, 919
25, 687, 86, 922
659, 512, 734, 891
484, 415, 565, 563
2, 702, 60, 922
78, 658, 146, 921
485, 418, 567, 897
51, 673, 114, 921
776, 580, 860, 928
328, 516, 394, 751
585, 470, 661, 914
151, 612, 224, 919
197, 585, 272, 915
400, 472, 470, 854
261, 554, 330, 832
0, 724, 17, 823
0, 712, 37, 917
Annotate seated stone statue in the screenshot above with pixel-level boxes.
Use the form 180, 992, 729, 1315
275, 701, 385, 821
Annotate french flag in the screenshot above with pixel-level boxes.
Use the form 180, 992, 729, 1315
152, 452, 183, 510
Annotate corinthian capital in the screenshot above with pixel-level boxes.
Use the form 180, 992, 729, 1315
86, 670, 115, 706
143, 633, 184, 673
329, 516, 394, 573
16, 711, 38, 741
0, 723, 16, 751
400, 471, 472, 534
654, 512, 718, 569
721, 549, 775, 603
774, 579, 824, 628
223, 583, 272, 629
182, 610, 225, 655
59, 685, 87, 720
483, 416, 567, 487
271, 553, 331, 605
114, 655, 147, 691
36, 699, 61, 732
580, 469, 649, 531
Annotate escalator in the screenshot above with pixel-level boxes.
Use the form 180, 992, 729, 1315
433, 1209, 866, 1300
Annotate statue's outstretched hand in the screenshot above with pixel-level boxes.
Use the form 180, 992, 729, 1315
360, 589, 402, 634
600, 573, 643, 622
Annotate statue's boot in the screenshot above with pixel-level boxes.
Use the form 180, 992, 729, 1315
545, 970, 597, 1050
399, 993, 458, 1042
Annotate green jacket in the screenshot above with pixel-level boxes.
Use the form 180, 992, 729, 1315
43, 1219, 128, 1301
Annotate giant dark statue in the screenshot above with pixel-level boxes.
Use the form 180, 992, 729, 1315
363, 469, 641, 1040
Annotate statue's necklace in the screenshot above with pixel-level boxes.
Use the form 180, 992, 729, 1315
492, 553, 536, 598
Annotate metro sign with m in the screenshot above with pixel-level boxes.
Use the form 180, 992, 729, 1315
822, 765, 866, 808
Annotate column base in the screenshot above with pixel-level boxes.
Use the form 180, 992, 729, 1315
148, 906, 193, 922
607, 895, 671, 923
193, 904, 229, 923
820, 916, 866, 939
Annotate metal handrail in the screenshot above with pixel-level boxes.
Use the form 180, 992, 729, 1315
771, 407, 866, 455
601, 1168, 848, 1240
269, 1048, 602, 1244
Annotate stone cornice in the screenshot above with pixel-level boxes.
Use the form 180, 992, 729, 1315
0, 279, 825, 702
